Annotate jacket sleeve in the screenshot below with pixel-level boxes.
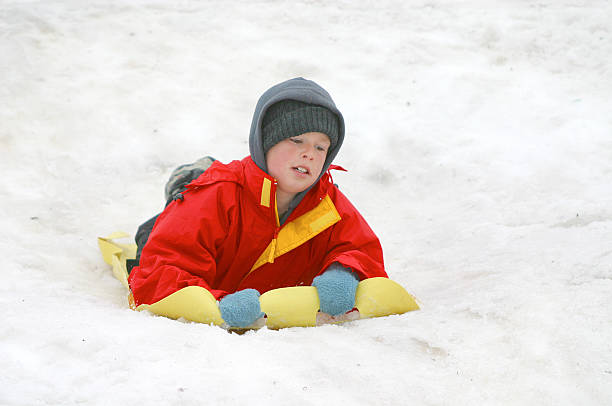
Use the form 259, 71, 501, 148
128, 183, 235, 305
319, 188, 389, 281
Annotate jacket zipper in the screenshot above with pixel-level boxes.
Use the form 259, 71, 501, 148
269, 180, 280, 263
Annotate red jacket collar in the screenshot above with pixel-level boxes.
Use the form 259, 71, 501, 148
189, 156, 340, 222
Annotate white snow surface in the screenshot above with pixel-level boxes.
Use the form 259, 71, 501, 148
2, 1, 612, 404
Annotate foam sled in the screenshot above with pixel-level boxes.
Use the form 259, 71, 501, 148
98, 232, 419, 330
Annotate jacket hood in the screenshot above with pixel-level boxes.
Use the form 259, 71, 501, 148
248, 77, 345, 224
249, 77, 345, 176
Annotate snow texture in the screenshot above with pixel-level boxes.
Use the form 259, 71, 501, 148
1, 1, 611, 405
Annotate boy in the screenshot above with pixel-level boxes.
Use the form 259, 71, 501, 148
128, 77, 388, 328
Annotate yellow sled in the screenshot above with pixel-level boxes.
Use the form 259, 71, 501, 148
98, 232, 419, 329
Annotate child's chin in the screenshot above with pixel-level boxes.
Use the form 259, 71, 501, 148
282, 182, 315, 195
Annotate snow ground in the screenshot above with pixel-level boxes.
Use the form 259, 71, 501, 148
1, 1, 611, 404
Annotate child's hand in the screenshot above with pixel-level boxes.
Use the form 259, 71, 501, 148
219, 289, 265, 328
312, 264, 359, 316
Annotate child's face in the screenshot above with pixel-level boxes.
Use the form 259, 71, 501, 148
266, 131, 331, 198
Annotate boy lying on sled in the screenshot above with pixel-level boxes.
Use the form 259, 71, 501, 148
128, 77, 390, 328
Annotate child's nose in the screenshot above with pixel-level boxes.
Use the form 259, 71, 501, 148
301, 146, 315, 159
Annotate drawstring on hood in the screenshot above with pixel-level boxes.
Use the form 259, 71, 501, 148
249, 77, 345, 224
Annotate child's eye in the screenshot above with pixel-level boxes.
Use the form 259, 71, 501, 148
316, 145, 327, 152
290, 138, 302, 144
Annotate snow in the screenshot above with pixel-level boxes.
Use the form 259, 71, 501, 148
2, 0, 611, 404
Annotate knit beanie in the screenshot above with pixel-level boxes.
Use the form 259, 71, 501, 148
262, 100, 339, 154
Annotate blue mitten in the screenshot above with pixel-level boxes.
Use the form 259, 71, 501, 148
219, 289, 264, 328
312, 264, 360, 316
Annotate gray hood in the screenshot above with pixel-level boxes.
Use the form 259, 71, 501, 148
249, 77, 345, 223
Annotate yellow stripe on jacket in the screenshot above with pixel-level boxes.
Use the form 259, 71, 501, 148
249, 194, 341, 272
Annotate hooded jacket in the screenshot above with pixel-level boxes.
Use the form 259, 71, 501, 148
128, 78, 388, 306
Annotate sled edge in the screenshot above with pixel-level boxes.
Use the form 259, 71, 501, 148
136, 286, 224, 326
355, 277, 420, 318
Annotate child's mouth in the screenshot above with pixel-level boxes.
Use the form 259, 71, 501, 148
293, 166, 309, 175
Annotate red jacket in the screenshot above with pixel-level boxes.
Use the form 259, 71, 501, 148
128, 157, 387, 306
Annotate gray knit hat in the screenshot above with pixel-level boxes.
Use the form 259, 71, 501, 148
262, 100, 339, 154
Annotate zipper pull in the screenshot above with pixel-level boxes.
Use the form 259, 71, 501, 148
268, 228, 279, 264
